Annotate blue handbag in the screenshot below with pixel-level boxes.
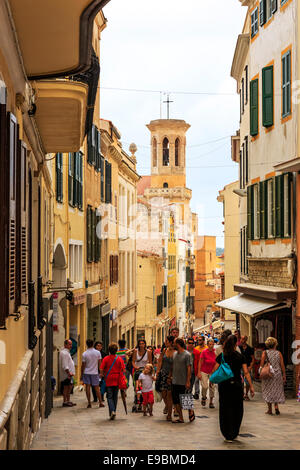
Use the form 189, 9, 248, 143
101, 357, 117, 394
209, 353, 234, 384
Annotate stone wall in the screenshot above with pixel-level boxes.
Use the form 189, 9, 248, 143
0, 325, 47, 450
247, 258, 295, 289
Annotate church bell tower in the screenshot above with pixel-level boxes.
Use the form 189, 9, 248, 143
146, 119, 190, 189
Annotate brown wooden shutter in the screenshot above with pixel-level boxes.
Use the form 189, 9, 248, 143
8, 113, 17, 315
16, 139, 28, 306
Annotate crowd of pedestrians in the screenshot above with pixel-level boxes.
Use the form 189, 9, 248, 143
58, 327, 288, 443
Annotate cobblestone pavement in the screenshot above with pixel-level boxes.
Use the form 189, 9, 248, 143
31, 385, 300, 451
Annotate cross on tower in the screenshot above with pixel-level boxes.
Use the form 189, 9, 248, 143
163, 94, 173, 119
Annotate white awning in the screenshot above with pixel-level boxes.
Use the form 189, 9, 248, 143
215, 294, 283, 317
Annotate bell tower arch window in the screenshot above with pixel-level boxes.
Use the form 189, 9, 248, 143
163, 182, 168, 188
175, 138, 180, 166
163, 137, 169, 166
152, 137, 157, 167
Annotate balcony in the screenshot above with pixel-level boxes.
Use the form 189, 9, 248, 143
144, 187, 192, 201
8, 0, 109, 79
34, 80, 88, 153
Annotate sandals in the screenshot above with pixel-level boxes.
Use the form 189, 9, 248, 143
244, 395, 250, 401
201, 398, 206, 406
275, 408, 280, 415
99, 402, 105, 408
189, 411, 195, 422
209, 403, 215, 409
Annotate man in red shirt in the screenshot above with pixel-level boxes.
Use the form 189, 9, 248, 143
186, 338, 201, 399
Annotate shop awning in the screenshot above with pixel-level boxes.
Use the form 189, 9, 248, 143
215, 294, 285, 317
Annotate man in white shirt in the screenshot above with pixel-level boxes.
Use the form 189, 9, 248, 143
81, 339, 104, 408
59, 339, 76, 407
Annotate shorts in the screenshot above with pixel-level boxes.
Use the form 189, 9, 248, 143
171, 384, 186, 405
142, 391, 154, 405
61, 377, 73, 387
83, 374, 100, 386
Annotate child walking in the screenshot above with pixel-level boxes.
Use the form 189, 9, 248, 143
137, 364, 155, 416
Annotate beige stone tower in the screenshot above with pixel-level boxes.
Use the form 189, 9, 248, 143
146, 119, 190, 189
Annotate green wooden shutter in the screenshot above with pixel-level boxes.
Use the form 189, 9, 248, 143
260, 0, 266, 26
68, 153, 73, 206
275, 175, 284, 238
271, 0, 277, 13
262, 66, 274, 127
100, 156, 105, 201
250, 79, 259, 136
260, 181, 266, 239
282, 51, 291, 118
73, 153, 78, 207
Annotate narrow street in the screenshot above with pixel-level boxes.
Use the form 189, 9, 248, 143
31, 386, 300, 451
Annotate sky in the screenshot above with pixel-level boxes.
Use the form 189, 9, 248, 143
99, 0, 247, 248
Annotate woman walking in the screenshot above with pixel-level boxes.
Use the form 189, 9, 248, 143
100, 343, 125, 420
155, 336, 175, 421
198, 338, 216, 408
212, 335, 255, 443
260, 337, 286, 415
132, 340, 153, 411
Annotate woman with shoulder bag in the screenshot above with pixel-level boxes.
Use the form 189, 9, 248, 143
155, 336, 175, 421
100, 343, 125, 420
260, 337, 286, 415
211, 335, 255, 443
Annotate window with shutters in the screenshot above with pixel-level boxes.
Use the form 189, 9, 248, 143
8, 113, 18, 315
282, 49, 291, 118
69, 243, 83, 286
250, 79, 259, 136
251, 7, 259, 38
283, 173, 292, 237
262, 65, 274, 127
56, 153, 63, 202
16, 140, 28, 307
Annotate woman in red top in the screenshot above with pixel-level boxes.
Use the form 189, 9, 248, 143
198, 338, 216, 408
100, 343, 125, 420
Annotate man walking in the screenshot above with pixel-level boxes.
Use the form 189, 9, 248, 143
81, 339, 104, 408
239, 335, 255, 400
59, 339, 76, 407
170, 338, 193, 423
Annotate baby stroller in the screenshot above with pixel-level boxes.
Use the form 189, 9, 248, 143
132, 368, 143, 413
